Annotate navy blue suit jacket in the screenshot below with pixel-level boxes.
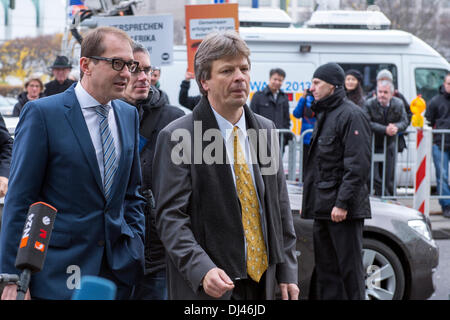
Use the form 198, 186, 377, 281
0, 85, 145, 299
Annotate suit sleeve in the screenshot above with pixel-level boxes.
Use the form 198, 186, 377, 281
270, 123, 298, 284
123, 108, 146, 241
0, 114, 13, 178
0, 102, 49, 275
153, 127, 216, 292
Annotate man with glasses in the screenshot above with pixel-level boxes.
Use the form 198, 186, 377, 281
0, 26, 146, 300
123, 41, 184, 300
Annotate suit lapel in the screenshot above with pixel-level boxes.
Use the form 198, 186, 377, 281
193, 97, 237, 196
63, 88, 104, 194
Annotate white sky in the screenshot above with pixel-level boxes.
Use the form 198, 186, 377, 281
0, 0, 67, 40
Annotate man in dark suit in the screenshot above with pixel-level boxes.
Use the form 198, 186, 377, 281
0, 26, 145, 300
153, 31, 299, 300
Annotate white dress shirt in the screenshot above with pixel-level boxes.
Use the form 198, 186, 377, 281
210, 106, 258, 190
74, 82, 121, 184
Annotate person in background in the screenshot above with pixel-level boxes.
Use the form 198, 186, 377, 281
123, 41, 184, 299
363, 80, 409, 197
0, 113, 13, 199
250, 68, 291, 152
150, 66, 170, 104
425, 73, 450, 218
293, 89, 315, 170
302, 62, 371, 300
44, 55, 76, 96
13, 76, 44, 117
178, 70, 201, 110
367, 69, 412, 126
345, 69, 365, 107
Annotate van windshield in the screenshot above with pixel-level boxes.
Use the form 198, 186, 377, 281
338, 63, 398, 96
415, 68, 449, 104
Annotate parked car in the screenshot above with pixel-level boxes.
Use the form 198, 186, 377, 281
0, 95, 15, 117
0, 178, 439, 300
287, 182, 438, 300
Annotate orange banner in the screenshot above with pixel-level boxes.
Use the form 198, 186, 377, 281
185, 3, 239, 73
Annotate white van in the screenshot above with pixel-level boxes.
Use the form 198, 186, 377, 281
161, 9, 449, 110
159, 9, 449, 190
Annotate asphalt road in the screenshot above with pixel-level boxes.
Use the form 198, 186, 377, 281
428, 239, 450, 300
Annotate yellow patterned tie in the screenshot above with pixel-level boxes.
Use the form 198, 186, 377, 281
233, 126, 268, 282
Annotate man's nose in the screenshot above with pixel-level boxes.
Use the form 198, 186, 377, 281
234, 69, 246, 81
137, 72, 147, 81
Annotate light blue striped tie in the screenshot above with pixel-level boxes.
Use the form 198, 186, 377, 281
95, 105, 117, 200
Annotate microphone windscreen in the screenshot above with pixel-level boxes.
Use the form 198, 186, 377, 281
71, 276, 117, 300
14, 202, 57, 273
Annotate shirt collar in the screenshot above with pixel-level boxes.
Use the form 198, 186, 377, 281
75, 81, 112, 110
210, 106, 247, 143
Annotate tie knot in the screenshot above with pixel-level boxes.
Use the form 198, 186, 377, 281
95, 105, 110, 119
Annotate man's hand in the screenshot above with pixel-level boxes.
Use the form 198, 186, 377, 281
0, 176, 8, 198
279, 283, 299, 300
331, 206, 347, 223
386, 123, 398, 136
185, 71, 195, 81
202, 268, 235, 298
1, 284, 31, 300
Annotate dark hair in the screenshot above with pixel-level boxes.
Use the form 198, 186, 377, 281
270, 68, 286, 78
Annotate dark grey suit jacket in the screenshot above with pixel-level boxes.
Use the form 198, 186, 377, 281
152, 96, 297, 300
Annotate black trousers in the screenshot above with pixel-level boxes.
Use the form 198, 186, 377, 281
231, 273, 266, 300
313, 219, 365, 300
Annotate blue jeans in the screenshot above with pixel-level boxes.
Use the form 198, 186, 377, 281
432, 144, 450, 209
132, 270, 167, 300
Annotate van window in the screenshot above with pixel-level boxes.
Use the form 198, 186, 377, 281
415, 68, 448, 103
338, 63, 398, 95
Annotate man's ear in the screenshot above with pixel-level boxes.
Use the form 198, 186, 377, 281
79, 57, 91, 77
200, 79, 209, 93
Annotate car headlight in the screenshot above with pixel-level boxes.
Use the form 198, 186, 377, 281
408, 219, 432, 241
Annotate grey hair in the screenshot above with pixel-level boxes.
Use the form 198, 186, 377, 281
194, 30, 251, 96
377, 79, 394, 93
131, 41, 150, 57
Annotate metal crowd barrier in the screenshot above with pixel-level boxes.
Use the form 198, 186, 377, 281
278, 127, 450, 202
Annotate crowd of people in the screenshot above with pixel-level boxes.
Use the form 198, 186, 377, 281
0, 25, 448, 302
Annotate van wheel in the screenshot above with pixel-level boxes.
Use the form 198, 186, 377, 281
363, 238, 405, 300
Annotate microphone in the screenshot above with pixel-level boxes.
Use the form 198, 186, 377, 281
14, 202, 57, 299
71, 276, 117, 300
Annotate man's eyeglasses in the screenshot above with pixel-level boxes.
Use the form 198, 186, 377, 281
88, 56, 139, 73
132, 66, 153, 76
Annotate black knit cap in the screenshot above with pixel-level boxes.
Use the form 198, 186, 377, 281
312, 62, 345, 87
345, 69, 363, 84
